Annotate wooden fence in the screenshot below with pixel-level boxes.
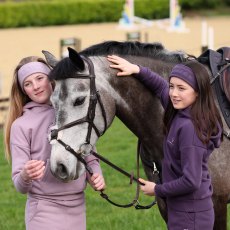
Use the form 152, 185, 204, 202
0, 97, 9, 129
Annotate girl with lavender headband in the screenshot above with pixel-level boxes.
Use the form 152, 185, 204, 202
4, 56, 105, 230
107, 55, 223, 230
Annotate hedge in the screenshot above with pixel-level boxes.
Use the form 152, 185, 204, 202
179, 0, 230, 8
0, 0, 228, 28
179, 0, 218, 9
0, 0, 168, 28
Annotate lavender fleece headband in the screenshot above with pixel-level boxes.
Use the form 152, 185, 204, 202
18, 62, 50, 90
169, 64, 198, 91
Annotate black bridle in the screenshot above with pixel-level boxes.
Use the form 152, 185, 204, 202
50, 56, 157, 209
51, 56, 107, 146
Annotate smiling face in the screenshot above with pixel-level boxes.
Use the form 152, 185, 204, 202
169, 77, 198, 110
23, 73, 53, 104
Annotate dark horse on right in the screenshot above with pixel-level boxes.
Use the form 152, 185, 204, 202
43, 41, 230, 229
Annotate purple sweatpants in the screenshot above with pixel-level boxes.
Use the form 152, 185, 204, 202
25, 196, 86, 230
167, 207, 214, 230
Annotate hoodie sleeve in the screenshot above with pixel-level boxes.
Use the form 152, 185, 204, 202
85, 148, 103, 181
134, 66, 169, 109
10, 123, 33, 194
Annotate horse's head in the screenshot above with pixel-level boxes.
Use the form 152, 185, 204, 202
43, 48, 115, 182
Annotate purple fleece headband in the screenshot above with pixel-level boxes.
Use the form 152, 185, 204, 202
18, 62, 50, 90
169, 64, 198, 90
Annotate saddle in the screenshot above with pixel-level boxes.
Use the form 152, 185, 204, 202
198, 47, 230, 130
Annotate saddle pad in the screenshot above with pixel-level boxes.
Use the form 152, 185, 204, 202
198, 47, 230, 129
221, 65, 230, 101
217, 47, 230, 101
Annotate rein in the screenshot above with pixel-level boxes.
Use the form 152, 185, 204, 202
50, 56, 157, 209
92, 149, 157, 209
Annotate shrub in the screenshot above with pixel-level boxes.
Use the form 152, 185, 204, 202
0, 0, 168, 28
179, 0, 219, 9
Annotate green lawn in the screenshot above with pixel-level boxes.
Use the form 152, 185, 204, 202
0, 118, 229, 229
0, 118, 166, 229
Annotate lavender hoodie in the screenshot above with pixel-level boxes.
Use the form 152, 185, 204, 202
10, 101, 102, 202
135, 67, 222, 212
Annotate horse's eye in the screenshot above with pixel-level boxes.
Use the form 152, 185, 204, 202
73, 96, 86, 106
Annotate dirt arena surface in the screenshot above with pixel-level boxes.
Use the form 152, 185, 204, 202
0, 16, 229, 97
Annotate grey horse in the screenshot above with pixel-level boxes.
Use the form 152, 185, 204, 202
43, 41, 230, 230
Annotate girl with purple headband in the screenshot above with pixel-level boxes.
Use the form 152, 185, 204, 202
107, 55, 223, 230
4, 56, 105, 230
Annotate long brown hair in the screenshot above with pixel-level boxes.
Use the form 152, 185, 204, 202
4, 56, 51, 161
163, 60, 223, 144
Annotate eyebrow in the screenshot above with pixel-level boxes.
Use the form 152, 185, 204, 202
169, 83, 187, 88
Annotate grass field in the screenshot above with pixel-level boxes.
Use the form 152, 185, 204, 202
0, 118, 166, 230
0, 118, 229, 229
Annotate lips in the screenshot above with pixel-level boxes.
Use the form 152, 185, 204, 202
172, 99, 180, 104
35, 91, 44, 96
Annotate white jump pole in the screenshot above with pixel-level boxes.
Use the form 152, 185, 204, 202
130, 0, 134, 23
201, 20, 208, 52
170, 0, 175, 28
0, 73, 2, 96
126, 0, 134, 25
208, 26, 214, 50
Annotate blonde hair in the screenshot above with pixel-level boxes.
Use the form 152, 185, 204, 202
4, 56, 52, 161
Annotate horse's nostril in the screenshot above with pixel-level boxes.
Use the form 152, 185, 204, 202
57, 163, 68, 180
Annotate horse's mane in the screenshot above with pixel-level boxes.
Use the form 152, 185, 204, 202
80, 40, 187, 63
49, 41, 188, 80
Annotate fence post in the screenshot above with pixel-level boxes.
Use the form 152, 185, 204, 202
126, 32, 141, 42
201, 21, 208, 53
0, 97, 9, 129
60, 37, 81, 59
0, 72, 2, 96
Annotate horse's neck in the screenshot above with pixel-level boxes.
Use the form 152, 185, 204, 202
100, 57, 171, 152
113, 75, 163, 141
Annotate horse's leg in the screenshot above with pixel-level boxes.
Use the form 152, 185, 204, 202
142, 159, 168, 222
156, 197, 168, 222
138, 141, 168, 223
212, 194, 228, 230
142, 161, 168, 222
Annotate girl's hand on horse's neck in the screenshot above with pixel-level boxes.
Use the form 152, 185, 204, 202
107, 55, 140, 76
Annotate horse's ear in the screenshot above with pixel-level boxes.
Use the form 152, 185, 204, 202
68, 47, 85, 71
42, 50, 59, 68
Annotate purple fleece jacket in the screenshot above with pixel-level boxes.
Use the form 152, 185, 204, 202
135, 67, 222, 212
10, 101, 102, 202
